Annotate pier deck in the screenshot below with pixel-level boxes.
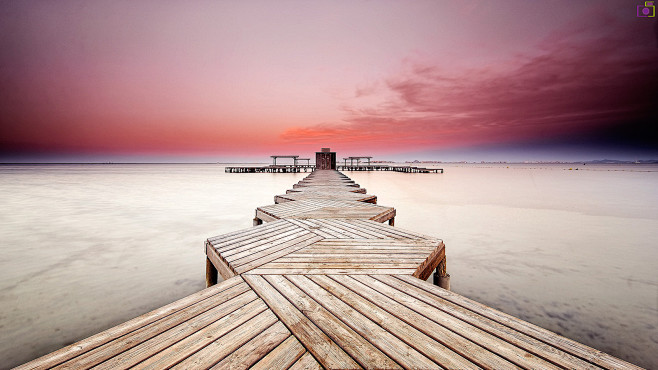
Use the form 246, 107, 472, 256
18, 168, 641, 369
255, 200, 396, 225
205, 218, 444, 279
225, 164, 444, 174
274, 191, 377, 204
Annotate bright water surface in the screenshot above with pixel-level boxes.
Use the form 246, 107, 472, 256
0, 163, 656, 369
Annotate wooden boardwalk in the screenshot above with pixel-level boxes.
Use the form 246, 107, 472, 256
226, 164, 444, 174
17, 169, 642, 369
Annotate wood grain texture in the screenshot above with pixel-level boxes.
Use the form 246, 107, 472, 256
15, 276, 245, 370
243, 275, 361, 370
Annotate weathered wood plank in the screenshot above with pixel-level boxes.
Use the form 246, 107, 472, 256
288, 352, 323, 370
250, 335, 306, 370
285, 219, 337, 239
373, 275, 601, 370
214, 223, 298, 254
233, 235, 323, 274
211, 321, 291, 370
307, 274, 471, 369
170, 310, 278, 369
246, 268, 418, 275
393, 275, 641, 370
413, 242, 445, 280
131, 299, 269, 369
227, 231, 317, 264
15, 276, 245, 370
266, 275, 400, 369
86, 290, 259, 370
242, 275, 361, 370
221, 227, 305, 258
208, 220, 290, 244
207, 242, 237, 280
274, 254, 429, 262
258, 262, 424, 269
255, 209, 278, 222
350, 274, 552, 369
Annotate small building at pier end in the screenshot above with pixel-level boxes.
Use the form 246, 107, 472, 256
315, 147, 336, 169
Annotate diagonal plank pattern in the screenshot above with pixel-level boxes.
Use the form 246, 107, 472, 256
256, 199, 396, 224
274, 191, 377, 204
17, 168, 642, 369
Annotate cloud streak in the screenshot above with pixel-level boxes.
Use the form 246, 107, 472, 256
281, 14, 658, 153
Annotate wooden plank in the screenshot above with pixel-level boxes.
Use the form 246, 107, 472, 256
233, 234, 323, 274
250, 335, 306, 370
307, 274, 470, 369
207, 242, 237, 279
373, 275, 600, 370
285, 219, 337, 239
221, 228, 306, 258
370, 208, 396, 223
257, 262, 423, 269
288, 352, 322, 370
350, 274, 552, 369
255, 208, 278, 222
212, 321, 291, 370
393, 275, 642, 370
413, 242, 445, 280
310, 238, 435, 246
311, 219, 374, 239
86, 290, 260, 370
132, 299, 269, 369
329, 219, 386, 238
295, 248, 435, 255
275, 192, 377, 204
214, 223, 298, 253
208, 220, 290, 244
323, 274, 483, 369
170, 310, 279, 369
350, 219, 438, 240
274, 254, 429, 261
246, 268, 418, 275
16, 276, 245, 370
242, 275, 360, 370
225, 229, 311, 261
287, 186, 367, 194
265, 275, 400, 369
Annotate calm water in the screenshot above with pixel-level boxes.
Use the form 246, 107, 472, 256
0, 163, 656, 368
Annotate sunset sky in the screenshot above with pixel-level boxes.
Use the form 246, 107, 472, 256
1, 0, 657, 162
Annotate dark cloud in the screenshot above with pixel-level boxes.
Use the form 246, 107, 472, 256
282, 14, 658, 156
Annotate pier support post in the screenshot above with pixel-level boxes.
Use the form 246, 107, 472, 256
253, 217, 263, 226
206, 257, 218, 287
433, 257, 450, 290
388, 217, 395, 226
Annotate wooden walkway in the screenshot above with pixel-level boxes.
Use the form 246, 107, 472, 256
17, 170, 641, 369
225, 165, 444, 174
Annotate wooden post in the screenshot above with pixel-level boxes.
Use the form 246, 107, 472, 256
253, 217, 263, 226
206, 257, 218, 287
433, 257, 450, 290
388, 217, 395, 226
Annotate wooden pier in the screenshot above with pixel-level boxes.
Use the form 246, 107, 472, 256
337, 165, 443, 173
225, 165, 315, 173
18, 167, 641, 369
225, 164, 444, 174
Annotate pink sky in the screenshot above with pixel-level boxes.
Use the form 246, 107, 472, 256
1, 1, 656, 161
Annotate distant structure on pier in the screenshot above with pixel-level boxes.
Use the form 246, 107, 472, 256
315, 147, 336, 170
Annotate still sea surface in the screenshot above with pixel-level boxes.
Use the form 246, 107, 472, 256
0, 163, 656, 368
